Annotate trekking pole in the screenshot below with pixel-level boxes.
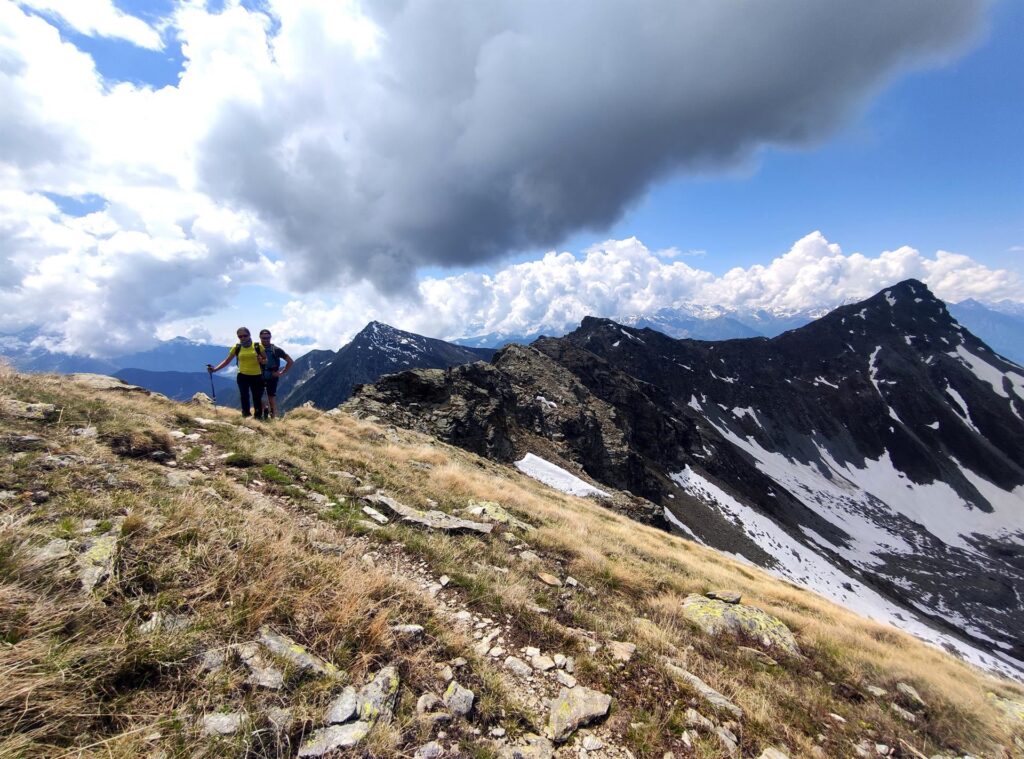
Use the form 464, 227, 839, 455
206, 365, 217, 402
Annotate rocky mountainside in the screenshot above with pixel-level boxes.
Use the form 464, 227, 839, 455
281, 322, 493, 411
3, 369, 1024, 758
344, 280, 1024, 678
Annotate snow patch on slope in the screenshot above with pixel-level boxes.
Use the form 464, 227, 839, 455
515, 453, 610, 498
668, 466, 1020, 678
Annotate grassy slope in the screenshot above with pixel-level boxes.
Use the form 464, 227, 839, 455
1, 367, 1022, 758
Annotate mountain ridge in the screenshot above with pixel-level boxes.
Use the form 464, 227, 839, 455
344, 279, 1024, 677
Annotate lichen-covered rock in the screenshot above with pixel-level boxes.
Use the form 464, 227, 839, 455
547, 685, 612, 743
77, 534, 117, 592
467, 500, 533, 531
988, 692, 1024, 727
358, 665, 400, 723
680, 594, 800, 656
298, 721, 370, 756
257, 626, 338, 677
443, 680, 475, 716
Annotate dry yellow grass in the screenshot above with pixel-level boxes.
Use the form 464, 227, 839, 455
1, 369, 1022, 757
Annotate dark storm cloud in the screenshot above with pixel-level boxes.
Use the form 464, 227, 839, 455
196, 0, 988, 293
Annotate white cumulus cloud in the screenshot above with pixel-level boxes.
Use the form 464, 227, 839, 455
269, 232, 1024, 349
17, 0, 163, 50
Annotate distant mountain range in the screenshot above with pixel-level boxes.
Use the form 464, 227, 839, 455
345, 280, 1024, 677
113, 368, 236, 406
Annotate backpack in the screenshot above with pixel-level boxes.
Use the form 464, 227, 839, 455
264, 344, 282, 372
232, 342, 264, 365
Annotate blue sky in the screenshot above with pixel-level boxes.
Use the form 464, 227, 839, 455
3, 0, 1022, 353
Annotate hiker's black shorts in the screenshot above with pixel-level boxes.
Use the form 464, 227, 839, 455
236, 373, 265, 417
264, 375, 280, 397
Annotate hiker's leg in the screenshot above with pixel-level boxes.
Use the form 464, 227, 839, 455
265, 376, 280, 418
253, 376, 266, 419
236, 374, 252, 417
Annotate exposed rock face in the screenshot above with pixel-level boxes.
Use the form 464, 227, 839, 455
680, 595, 800, 656
282, 321, 493, 410
345, 281, 1024, 675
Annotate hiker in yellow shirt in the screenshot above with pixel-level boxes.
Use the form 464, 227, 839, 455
207, 327, 267, 419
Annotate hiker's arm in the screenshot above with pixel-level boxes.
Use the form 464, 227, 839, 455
208, 350, 235, 373
275, 352, 294, 377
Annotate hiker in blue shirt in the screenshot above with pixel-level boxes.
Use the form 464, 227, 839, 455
258, 329, 294, 419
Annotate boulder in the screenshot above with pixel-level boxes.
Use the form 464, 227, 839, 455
467, 500, 533, 531
190, 392, 213, 405
235, 642, 285, 690
896, 682, 927, 709
547, 686, 612, 743
504, 655, 534, 678
414, 741, 445, 759
607, 640, 636, 663
680, 594, 800, 656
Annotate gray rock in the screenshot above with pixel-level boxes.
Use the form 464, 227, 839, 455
706, 590, 742, 604
235, 642, 285, 690
519, 550, 541, 562
737, 646, 777, 666
866, 685, 888, 698
298, 721, 371, 756
662, 658, 743, 719
327, 686, 359, 723
139, 612, 190, 634
417, 693, 441, 715
190, 392, 213, 405
499, 734, 555, 759
684, 708, 713, 732
358, 665, 401, 723
555, 670, 576, 688
466, 500, 533, 531
891, 703, 917, 723
896, 682, 927, 708
443, 680, 475, 716
532, 654, 556, 671
34, 538, 72, 563
505, 656, 534, 678
265, 707, 293, 731
547, 686, 612, 743
607, 640, 636, 663
362, 505, 390, 524
581, 735, 604, 750
72, 426, 98, 438
68, 373, 150, 393
366, 493, 493, 534
715, 726, 739, 755
166, 470, 196, 488
414, 741, 445, 759
758, 749, 790, 759
201, 712, 244, 736
257, 626, 338, 677
198, 648, 227, 673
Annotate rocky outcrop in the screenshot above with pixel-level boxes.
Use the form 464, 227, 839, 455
364, 493, 494, 535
